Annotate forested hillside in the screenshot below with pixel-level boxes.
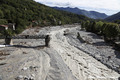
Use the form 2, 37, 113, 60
0, 0, 89, 35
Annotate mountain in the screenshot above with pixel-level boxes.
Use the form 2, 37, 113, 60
0, 0, 89, 35
53, 7, 108, 19
105, 12, 120, 21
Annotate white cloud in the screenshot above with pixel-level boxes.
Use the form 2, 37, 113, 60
35, 0, 120, 15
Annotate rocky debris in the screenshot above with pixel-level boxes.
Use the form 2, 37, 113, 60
24, 76, 34, 80
29, 66, 38, 71
77, 32, 85, 43
23, 52, 27, 54
66, 27, 120, 74
22, 67, 28, 71
15, 75, 34, 80
0, 51, 9, 56
64, 29, 70, 35
50, 27, 120, 80
21, 66, 39, 72
0, 63, 6, 66
15, 75, 23, 80
0, 25, 120, 80
0, 50, 9, 61
0, 57, 6, 60
31, 74, 35, 77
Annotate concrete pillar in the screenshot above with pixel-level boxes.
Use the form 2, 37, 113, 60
5, 38, 13, 45
77, 32, 85, 43
45, 35, 50, 47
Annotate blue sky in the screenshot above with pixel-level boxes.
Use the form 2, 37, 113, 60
34, 0, 120, 15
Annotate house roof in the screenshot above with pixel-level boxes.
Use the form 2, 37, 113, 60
0, 25, 8, 27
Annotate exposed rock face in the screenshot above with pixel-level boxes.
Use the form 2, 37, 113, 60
0, 25, 119, 80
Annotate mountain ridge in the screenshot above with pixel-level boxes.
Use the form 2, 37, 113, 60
105, 12, 120, 21
52, 7, 108, 19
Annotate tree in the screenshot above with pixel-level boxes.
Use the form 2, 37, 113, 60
0, 19, 8, 25
95, 21, 104, 34
81, 21, 86, 30
0, 9, 4, 18
91, 21, 96, 33
85, 20, 90, 31
103, 23, 119, 41
0, 0, 89, 35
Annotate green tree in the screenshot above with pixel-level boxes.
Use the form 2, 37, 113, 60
0, 19, 8, 25
103, 23, 119, 41
0, 10, 4, 18
95, 21, 104, 34
85, 20, 90, 31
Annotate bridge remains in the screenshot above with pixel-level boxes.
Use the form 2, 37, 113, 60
0, 35, 50, 47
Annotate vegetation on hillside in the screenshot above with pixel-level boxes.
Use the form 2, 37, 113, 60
114, 20, 120, 24
81, 21, 120, 42
0, 0, 89, 35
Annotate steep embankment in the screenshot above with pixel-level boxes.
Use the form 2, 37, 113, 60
0, 25, 119, 80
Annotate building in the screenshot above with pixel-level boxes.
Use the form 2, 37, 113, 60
0, 25, 8, 30
0, 23, 15, 31
8, 23, 15, 30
